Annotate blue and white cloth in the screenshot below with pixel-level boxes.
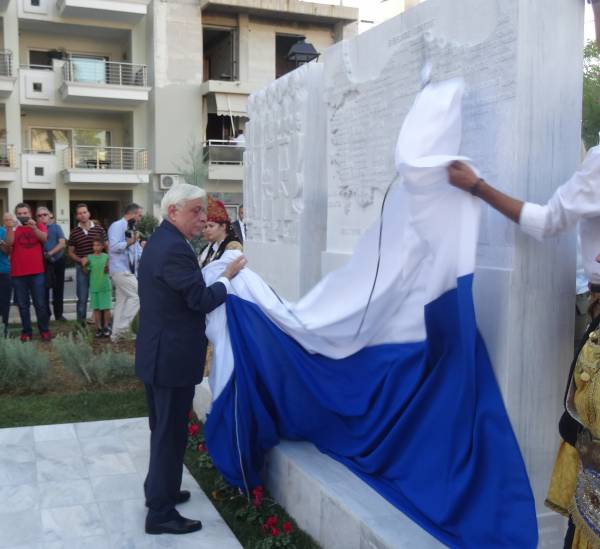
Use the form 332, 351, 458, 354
201, 79, 538, 548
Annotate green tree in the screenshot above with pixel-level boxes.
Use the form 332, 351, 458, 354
174, 138, 208, 188
583, 40, 600, 149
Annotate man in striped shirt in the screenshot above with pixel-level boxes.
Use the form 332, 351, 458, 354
68, 203, 107, 324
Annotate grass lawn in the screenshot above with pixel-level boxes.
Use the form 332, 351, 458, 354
0, 388, 147, 429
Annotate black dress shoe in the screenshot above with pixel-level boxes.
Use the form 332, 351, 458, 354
145, 490, 191, 507
145, 515, 202, 535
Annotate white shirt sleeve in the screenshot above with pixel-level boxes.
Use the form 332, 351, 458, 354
519, 146, 600, 241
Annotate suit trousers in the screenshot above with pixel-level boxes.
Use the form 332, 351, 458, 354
144, 383, 195, 524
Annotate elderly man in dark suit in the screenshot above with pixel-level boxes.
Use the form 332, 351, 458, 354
136, 183, 245, 535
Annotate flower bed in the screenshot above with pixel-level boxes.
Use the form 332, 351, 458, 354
185, 413, 320, 549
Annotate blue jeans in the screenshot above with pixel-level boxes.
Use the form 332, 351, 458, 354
12, 273, 49, 335
75, 264, 90, 321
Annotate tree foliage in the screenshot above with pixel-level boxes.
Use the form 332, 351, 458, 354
583, 40, 600, 149
174, 138, 208, 188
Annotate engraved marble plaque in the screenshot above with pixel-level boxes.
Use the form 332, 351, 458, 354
244, 63, 327, 300
321, 1, 583, 542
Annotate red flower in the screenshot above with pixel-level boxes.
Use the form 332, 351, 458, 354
197, 442, 207, 453
265, 515, 278, 528
271, 526, 280, 537
188, 423, 199, 436
282, 521, 293, 534
252, 485, 264, 507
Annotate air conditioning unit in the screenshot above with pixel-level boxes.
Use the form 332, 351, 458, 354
159, 174, 179, 190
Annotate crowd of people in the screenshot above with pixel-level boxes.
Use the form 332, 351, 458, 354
0, 196, 245, 343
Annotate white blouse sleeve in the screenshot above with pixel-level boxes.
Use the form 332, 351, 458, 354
519, 146, 600, 241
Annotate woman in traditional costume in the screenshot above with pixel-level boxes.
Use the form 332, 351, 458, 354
199, 196, 242, 267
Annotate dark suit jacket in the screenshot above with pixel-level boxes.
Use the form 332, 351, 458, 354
232, 220, 244, 244
135, 220, 227, 387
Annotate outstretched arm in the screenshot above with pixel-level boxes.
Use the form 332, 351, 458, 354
447, 161, 524, 224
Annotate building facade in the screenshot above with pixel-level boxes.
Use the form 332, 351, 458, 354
0, 0, 357, 235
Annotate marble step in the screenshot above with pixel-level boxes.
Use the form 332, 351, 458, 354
193, 380, 443, 549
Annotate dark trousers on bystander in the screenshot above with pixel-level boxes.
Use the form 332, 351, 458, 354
45, 256, 66, 320
0, 272, 11, 336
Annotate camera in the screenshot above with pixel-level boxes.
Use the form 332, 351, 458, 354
125, 219, 137, 239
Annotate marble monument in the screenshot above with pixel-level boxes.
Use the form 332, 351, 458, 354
241, 0, 584, 546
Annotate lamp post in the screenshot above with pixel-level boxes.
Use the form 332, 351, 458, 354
286, 40, 320, 68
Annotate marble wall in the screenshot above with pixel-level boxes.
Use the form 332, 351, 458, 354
245, 0, 583, 544
244, 63, 328, 301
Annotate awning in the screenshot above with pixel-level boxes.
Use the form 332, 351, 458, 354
207, 92, 247, 117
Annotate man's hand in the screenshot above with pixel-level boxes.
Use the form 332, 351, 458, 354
26, 218, 37, 228
222, 255, 247, 280
447, 161, 478, 192
80, 256, 88, 267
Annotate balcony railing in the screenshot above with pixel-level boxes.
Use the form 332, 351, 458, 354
63, 146, 148, 170
0, 51, 13, 78
203, 139, 245, 165
0, 143, 15, 168
63, 59, 148, 87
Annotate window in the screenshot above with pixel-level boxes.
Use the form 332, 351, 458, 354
276, 34, 305, 78
30, 129, 71, 152
34, 167, 44, 176
29, 50, 62, 68
203, 26, 238, 81
30, 0, 40, 6
32, 82, 42, 92
73, 129, 111, 148
69, 55, 109, 84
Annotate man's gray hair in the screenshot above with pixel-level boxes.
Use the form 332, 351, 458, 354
160, 183, 206, 218
36, 206, 50, 215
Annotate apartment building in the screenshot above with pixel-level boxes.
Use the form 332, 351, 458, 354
0, 0, 357, 235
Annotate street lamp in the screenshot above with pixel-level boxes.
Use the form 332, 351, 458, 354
287, 40, 320, 67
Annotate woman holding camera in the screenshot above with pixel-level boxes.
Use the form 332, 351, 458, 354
199, 197, 242, 268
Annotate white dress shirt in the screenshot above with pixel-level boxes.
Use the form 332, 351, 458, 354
519, 146, 600, 285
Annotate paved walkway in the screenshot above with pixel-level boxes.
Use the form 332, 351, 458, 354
0, 418, 242, 549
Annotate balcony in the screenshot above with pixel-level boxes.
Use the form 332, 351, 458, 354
199, 0, 358, 25
60, 60, 150, 105
0, 144, 17, 182
62, 146, 150, 185
204, 139, 244, 181
56, 0, 148, 23
0, 51, 16, 97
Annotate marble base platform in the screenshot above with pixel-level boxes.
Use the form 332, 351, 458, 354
0, 418, 241, 549
264, 441, 443, 549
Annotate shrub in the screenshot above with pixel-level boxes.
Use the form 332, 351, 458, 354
52, 334, 134, 385
52, 333, 94, 383
86, 350, 135, 384
0, 336, 50, 393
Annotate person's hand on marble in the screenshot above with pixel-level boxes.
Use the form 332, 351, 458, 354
222, 255, 247, 280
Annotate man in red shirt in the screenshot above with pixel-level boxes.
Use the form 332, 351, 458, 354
6, 202, 50, 341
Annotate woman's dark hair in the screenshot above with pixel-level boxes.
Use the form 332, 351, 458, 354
201, 221, 240, 267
